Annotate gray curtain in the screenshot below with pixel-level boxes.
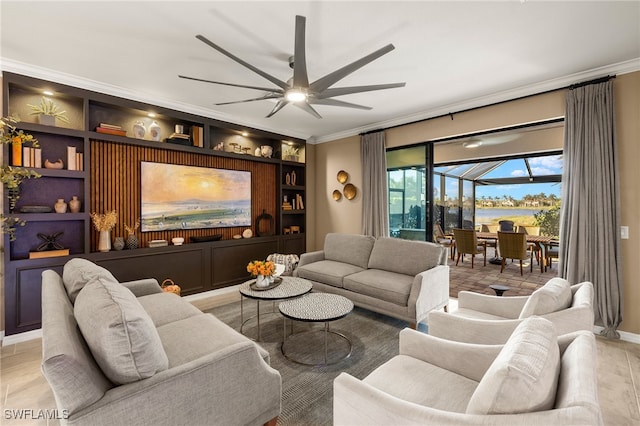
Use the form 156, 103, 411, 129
361, 131, 389, 237
560, 80, 623, 338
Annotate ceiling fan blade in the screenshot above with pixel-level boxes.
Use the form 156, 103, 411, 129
310, 98, 372, 110
215, 94, 283, 106
195, 34, 289, 90
179, 75, 284, 93
294, 102, 322, 119
266, 99, 289, 118
292, 15, 309, 88
316, 82, 406, 99
309, 44, 396, 93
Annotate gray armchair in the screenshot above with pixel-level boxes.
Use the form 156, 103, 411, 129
334, 317, 602, 425
428, 278, 594, 344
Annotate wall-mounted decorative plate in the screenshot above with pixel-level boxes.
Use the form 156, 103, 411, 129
343, 183, 357, 200
337, 170, 349, 184
333, 189, 342, 201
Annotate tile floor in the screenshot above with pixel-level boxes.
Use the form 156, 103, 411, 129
2, 263, 639, 425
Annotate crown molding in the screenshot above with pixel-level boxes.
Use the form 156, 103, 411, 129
0, 59, 311, 141
312, 58, 640, 144
3, 57, 637, 145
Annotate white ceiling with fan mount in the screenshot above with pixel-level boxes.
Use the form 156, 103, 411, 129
1, 1, 639, 143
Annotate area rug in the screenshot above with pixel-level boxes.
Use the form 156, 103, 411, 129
206, 301, 419, 425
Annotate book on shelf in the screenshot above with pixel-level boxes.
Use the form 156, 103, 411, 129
190, 125, 203, 147
296, 194, 305, 210
96, 127, 127, 136
67, 146, 76, 171
12, 142, 22, 166
169, 132, 190, 140
75, 152, 83, 171
23, 146, 31, 167
282, 201, 293, 210
99, 123, 123, 130
34, 148, 42, 168
21, 147, 42, 168
29, 249, 70, 259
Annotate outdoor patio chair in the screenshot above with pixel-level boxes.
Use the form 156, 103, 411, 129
480, 224, 498, 257
433, 223, 455, 260
498, 220, 515, 232
518, 225, 542, 265
497, 231, 533, 275
452, 228, 486, 268
545, 239, 560, 272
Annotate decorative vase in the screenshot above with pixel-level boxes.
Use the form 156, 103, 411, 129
255, 147, 261, 157
255, 274, 270, 288
126, 234, 139, 249
133, 121, 146, 139
149, 121, 161, 141
54, 198, 67, 213
69, 196, 81, 213
113, 236, 125, 251
98, 230, 111, 252
38, 114, 56, 126
291, 170, 297, 186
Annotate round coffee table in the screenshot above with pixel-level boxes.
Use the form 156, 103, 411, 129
279, 293, 354, 366
239, 276, 312, 341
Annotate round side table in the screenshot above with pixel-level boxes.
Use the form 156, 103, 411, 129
239, 277, 312, 341
279, 293, 354, 367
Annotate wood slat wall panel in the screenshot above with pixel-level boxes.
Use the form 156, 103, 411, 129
90, 140, 276, 251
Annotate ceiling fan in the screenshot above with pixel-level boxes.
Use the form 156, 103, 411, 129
179, 15, 406, 118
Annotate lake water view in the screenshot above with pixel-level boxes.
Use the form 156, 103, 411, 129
475, 207, 545, 224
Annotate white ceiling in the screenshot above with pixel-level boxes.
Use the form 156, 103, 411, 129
1, 1, 639, 143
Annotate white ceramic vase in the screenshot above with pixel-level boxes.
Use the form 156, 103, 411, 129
133, 121, 146, 139
149, 121, 161, 141
255, 274, 270, 288
98, 230, 111, 252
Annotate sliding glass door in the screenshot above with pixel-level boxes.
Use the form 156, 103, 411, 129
386, 145, 432, 241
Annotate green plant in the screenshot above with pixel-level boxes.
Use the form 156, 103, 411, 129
27, 97, 70, 123
0, 215, 26, 242
283, 145, 299, 158
1, 166, 42, 212
0, 115, 39, 146
534, 204, 561, 238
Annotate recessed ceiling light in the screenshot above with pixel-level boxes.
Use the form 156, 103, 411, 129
42, 90, 54, 96
241, 131, 249, 137
463, 141, 483, 149
148, 113, 156, 118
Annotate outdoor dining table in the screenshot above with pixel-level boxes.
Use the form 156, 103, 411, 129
476, 232, 552, 273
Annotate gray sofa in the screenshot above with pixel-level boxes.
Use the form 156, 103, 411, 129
294, 233, 449, 325
41, 258, 281, 426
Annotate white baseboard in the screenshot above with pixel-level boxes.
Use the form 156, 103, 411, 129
181, 284, 241, 302
2, 328, 43, 347
593, 325, 640, 344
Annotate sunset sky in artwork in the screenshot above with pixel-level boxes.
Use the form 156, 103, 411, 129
141, 162, 251, 203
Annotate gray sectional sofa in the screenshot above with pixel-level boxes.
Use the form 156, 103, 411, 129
41, 258, 281, 426
294, 233, 449, 325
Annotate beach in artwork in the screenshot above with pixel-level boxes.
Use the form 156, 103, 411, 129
141, 162, 251, 232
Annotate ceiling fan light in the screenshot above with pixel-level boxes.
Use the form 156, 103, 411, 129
286, 89, 307, 103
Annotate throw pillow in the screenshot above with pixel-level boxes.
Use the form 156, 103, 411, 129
519, 277, 572, 318
466, 316, 560, 414
63, 258, 119, 304
74, 276, 168, 385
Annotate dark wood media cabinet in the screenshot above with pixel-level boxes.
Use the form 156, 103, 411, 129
2, 72, 307, 336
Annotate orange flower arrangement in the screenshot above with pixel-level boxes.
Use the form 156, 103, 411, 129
247, 260, 276, 277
